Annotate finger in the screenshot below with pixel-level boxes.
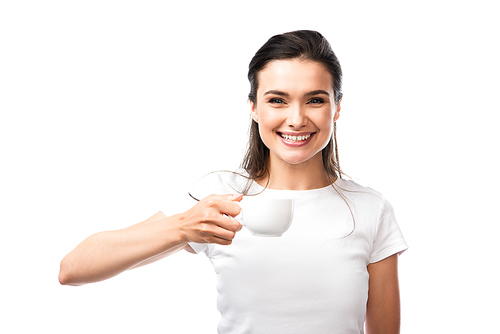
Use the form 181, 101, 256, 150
205, 195, 242, 218
209, 193, 243, 202
209, 235, 233, 246
221, 199, 243, 218
230, 194, 243, 202
214, 225, 237, 241
199, 223, 237, 242
215, 214, 242, 232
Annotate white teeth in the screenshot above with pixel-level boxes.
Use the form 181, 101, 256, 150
280, 134, 311, 142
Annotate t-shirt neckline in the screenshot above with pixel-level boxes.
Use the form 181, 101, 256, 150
250, 178, 342, 197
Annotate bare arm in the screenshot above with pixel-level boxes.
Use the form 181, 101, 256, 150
59, 194, 242, 286
59, 211, 187, 286
365, 254, 401, 334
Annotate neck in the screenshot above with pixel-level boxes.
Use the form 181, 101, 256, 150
257, 154, 334, 190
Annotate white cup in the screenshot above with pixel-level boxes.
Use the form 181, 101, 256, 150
236, 197, 294, 237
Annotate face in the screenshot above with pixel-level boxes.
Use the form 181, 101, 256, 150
251, 59, 341, 169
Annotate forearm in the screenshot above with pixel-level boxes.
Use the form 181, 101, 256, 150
365, 254, 401, 334
59, 212, 187, 286
365, 299, 400, 334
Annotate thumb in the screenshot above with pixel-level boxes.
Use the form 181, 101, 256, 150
227, 194, 243, 202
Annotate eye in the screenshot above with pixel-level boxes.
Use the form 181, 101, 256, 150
308, 98, 324, 104
269, 98, 286, 104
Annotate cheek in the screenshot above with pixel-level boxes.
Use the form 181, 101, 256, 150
257, 111, 279, 132
257, 121, 274, 145
315, 113, 334, 134
256, 114, 280, 148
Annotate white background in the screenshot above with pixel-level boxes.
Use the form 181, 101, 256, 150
1, 1, 498, 333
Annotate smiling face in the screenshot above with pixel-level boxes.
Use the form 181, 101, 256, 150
251, 59, 341, 170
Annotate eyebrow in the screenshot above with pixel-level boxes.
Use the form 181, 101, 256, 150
305, 90, 330, 97
264, 90, 289, 97
263, 89, 330, 97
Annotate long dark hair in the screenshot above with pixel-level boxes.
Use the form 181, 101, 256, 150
241, 30, 344, 183
191, 31, 355, 237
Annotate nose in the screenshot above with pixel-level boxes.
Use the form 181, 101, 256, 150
287, 104, 307, 129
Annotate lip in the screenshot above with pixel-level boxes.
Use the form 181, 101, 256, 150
277, 131, 316, 147
278, 131, 314, 136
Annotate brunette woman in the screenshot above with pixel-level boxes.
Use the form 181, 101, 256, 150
60, 30, 407, 334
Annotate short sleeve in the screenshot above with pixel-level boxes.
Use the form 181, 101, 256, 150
188, 242, 209, 254
369, 197, 408, 263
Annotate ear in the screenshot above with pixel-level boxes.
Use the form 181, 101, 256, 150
333, 99, 341, 122
250, 100, 258, 123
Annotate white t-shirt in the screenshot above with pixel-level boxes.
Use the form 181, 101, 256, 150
188, 171, 408, 334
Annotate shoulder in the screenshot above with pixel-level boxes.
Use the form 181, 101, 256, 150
335, 178, 384, 200
333, 178, 397, 218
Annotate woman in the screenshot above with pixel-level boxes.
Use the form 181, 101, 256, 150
59, 30, 407, 334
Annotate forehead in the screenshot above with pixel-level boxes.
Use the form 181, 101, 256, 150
257, 59, 334, 95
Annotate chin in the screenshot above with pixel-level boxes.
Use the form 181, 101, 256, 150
273, 153, 320, 167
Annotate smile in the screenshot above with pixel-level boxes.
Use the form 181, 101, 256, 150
279, 133, 312, 142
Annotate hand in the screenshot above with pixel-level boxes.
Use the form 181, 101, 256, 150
179, 194, 243, 245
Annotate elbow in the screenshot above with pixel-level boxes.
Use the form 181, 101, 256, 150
58, 271, 70, 286
58, 256, 83, 286
58, 258, 72, 285
58, 268, 71, 286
